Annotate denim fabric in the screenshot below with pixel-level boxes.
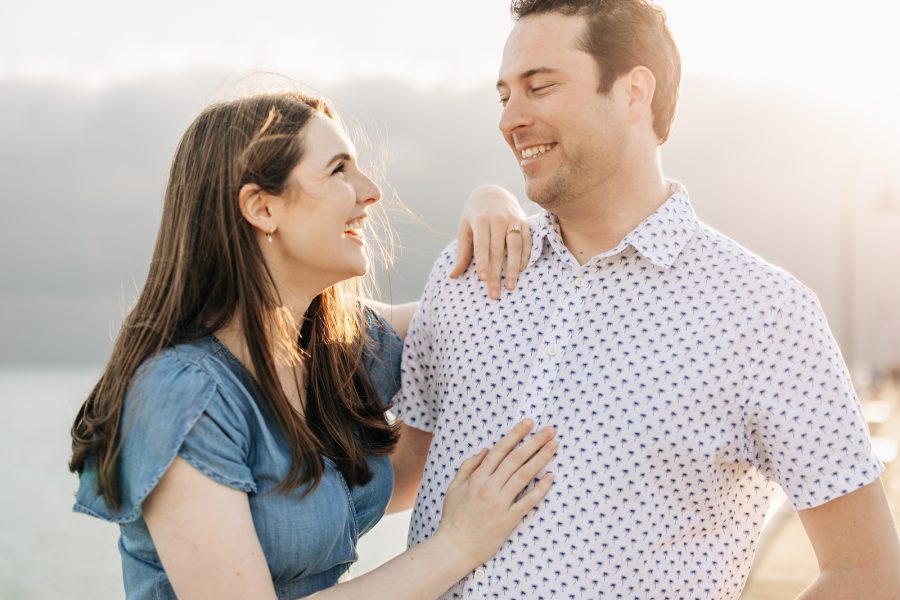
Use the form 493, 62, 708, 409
74, 309, 402, 599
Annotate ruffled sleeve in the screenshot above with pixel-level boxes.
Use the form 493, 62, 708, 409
74, 349, 257, 524
362, 307, 403, 409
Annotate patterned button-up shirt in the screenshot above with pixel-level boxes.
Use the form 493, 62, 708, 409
393, 182, 883, 599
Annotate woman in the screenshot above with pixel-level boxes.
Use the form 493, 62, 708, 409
69, 91, 556, 599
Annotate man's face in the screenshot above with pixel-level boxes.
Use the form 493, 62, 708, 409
497, 13, 630, 209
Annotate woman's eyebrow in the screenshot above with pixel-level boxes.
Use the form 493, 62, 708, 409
325, 152, 352, 169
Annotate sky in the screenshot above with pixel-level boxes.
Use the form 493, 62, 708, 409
2, 1, 899, 366
4, 0, 900, 117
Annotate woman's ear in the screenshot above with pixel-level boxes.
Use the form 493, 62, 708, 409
238, 183, 276, 235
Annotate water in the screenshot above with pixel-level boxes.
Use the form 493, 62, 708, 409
0, 368, 410, 599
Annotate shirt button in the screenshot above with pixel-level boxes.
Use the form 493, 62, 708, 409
547, 345, 560, 356
574, 276, 585, 288
474, 568, 486, 580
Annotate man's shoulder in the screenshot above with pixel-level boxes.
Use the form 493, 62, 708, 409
424, 239, 481, 292
689, 222, 816, 310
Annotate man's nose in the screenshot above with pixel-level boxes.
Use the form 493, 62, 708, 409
499, 93, 533, 138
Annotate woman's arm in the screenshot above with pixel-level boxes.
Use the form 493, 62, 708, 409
143, 456, 277, 600
143, 420, 556, 600
363, 300, 418, 340
385, 422, 432, 514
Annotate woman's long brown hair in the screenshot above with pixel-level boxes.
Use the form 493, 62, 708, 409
69, 92, 399, 509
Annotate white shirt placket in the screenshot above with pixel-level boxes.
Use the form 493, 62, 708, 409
516, 266, 593, 424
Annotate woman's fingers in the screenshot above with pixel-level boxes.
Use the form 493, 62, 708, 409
472, 219, 491, 283
487, 218, 507, 299
491, 425, 555, 487
504, 227, 524, 291
452, 185, 530, 295
510, 472, 555, 518
450, 224, 474, 279
451, 448, 488, 485
476, 419, 535, 475
519, 221, 532, 277
501, 435, 558, 497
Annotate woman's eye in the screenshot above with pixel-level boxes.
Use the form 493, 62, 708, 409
332, 163, 346, 176
498, 97, 509, 106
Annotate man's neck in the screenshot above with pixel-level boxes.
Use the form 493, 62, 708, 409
554, 172, 670, 265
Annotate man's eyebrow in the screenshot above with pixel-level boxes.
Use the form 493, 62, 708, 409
496, 67, 561, 90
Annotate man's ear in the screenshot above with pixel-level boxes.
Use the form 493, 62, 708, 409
238, 183, 276, 235
624, 65, 656, 126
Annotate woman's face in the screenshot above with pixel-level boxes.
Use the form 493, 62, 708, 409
268, 115, 381, 293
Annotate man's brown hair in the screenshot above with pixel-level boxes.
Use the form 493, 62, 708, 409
511, 0, 681, 143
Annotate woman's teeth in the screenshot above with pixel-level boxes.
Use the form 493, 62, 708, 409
344, 217, 366, 237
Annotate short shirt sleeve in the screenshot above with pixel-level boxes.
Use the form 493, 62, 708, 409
389, 244, 455, 432
73, 351, 257, 524
742, 285, 884, 509
362, 306, 403, 408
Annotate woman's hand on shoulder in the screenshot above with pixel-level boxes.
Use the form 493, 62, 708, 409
452, 185, 532, 300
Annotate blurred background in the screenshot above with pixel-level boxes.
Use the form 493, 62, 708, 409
1, 1, 898, 598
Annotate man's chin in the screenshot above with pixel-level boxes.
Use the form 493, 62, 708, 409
526, 180, 560, 209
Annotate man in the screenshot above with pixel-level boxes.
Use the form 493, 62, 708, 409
389, 0, 900, 598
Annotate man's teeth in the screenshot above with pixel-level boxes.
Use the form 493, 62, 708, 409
521, 145, 551, 159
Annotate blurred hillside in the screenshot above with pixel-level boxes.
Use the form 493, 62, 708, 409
0, 72, 898, 366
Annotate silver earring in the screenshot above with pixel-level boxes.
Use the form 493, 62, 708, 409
267, 227, 275, 243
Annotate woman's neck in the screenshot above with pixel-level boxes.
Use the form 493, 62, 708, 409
214, 302, 308, 373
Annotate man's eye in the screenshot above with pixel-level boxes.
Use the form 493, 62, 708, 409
498, 97, 509, 106
531, 84, 554, 94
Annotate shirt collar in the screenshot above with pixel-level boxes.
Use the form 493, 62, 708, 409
527, 180, 699, 270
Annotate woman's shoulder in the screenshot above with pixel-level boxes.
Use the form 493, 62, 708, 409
132, 337, 224, 386
122, 338, 263, 457
74, 338, 258, 523
127, 337, 258, 413
123, 342, 212, 417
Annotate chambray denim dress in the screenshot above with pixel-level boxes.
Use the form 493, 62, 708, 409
74, 311, 402, 599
